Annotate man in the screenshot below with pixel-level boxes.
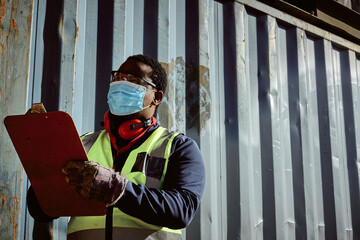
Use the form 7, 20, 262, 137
27, 54, 205, 240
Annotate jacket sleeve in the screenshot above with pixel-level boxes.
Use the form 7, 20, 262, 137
115, 135, 206, 229
27, 186, 58, 222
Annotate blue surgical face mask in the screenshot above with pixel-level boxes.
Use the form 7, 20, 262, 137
107, 81, 154, 116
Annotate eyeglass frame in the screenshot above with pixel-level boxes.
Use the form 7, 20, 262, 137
110, 71, 157, 89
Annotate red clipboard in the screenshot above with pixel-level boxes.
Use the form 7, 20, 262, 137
4, 111, 107, 217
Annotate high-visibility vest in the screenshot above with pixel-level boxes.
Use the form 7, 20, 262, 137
67, 127, 182, 240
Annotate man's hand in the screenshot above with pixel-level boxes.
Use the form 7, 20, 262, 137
62, 160, 127, 206
26, 103, 47, 114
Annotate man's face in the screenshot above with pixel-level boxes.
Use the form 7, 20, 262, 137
116, 59, 162, 120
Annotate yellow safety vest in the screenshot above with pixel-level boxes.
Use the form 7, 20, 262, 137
67, 127, 182, 240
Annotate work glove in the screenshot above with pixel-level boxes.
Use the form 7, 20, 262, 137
62, 160, 127, 206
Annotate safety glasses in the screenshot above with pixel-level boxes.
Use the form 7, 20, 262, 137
110, 71, 157, 88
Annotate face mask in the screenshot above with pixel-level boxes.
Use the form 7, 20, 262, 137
107, 81, 154, 116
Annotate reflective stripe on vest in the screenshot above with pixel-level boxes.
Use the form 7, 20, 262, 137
67, 227, 182, 240
67, 127, 182, 238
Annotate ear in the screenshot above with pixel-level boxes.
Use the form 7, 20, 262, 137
153, 91, 164, 106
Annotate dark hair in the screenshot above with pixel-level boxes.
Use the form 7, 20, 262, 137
127, 54, 167, 94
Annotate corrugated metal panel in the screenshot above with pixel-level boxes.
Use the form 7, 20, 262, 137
1, 0, 360, 239
0, 0, 34, 239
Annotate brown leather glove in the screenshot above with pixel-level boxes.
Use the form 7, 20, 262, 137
62, 160, 127, 206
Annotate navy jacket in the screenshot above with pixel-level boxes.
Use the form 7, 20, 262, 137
114, 123, 205, 229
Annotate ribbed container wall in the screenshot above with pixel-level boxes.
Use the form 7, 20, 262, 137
0, 0, 34, 239
1, 0, 360, 239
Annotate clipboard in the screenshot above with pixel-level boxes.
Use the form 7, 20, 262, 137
4, 111, 107, 217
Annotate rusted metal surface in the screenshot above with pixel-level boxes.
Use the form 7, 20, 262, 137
0, 0, 34, 239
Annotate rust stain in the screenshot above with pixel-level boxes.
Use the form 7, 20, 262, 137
183, 60, 212, 132
27, 2, 32, 30
1, 182, 21, 237
73, 18, 79, 41
168, 58, 176, 74
59, 13, 64, 36
199, 65, 210, 89
0, 41, 4, 53
4, 0, 15, 49
0, 0, 6, 25
13, 195, 19, 240
159, 62, 169, 76
159, 57, 211, 132
158, 58, 187, 129
0, 194, 21, 238
11, 16, 19, 36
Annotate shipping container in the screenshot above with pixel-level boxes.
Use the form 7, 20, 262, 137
1, 0, 360, 239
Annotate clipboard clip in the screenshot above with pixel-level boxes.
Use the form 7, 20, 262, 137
26, 103, 47, 114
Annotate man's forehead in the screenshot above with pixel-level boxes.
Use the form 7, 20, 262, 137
119, 60, 152, 75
